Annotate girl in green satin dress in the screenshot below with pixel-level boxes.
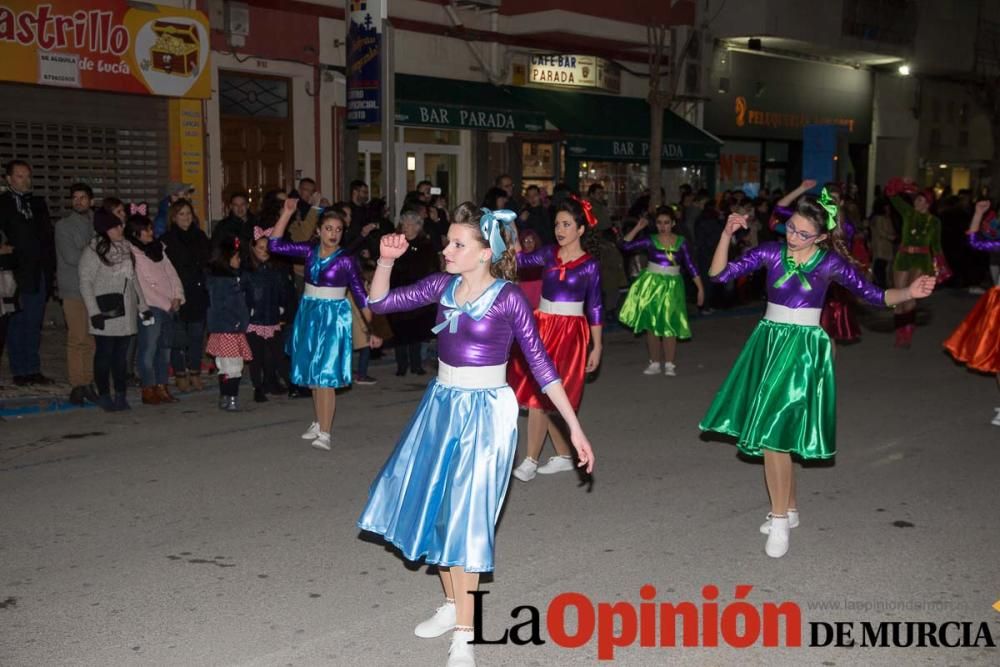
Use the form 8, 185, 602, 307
618, 206, 705, 375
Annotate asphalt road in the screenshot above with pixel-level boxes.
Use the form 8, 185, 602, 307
1, 291, 998, 666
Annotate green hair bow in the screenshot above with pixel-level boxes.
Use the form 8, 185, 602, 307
817, 188, 839, 231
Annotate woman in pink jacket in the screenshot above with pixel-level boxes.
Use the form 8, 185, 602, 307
126, 211, 185, 405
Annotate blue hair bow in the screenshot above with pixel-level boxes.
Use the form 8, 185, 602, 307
480, 208, 518, 263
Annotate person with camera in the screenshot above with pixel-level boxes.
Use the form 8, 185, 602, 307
78, 210, 150, 412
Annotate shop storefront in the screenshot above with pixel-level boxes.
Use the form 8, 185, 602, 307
511, 87, 722, 219
0, 1, 211, 218
704, 50, 873, 198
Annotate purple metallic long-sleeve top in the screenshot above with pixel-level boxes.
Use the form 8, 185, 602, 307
968, 232, 1000, 253
516, 245, 603, 326
369, 273, 560, 389
268, 239, 368, 305
619, 235, 700, 278
712, 242, 885, 309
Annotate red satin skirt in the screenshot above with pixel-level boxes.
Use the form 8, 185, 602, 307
943, 287, 1000, 374
821, 284, 861, 342
508, 311, 590, 411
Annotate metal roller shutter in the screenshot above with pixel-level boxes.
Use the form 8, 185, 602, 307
0, 82, 170, 218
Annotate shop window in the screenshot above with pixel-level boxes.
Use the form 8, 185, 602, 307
220, 73, 289, 118
765, 142, 789, 163
522, 142, 555, 178
403, 128, 459, 145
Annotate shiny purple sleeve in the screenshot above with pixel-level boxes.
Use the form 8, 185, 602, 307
678, 240, 699, 278
773, 204, 794, 219
516, 246, 548, 269
712, 244, 768, 283
585, 262, 603, 326
345, 255, 369, 307
267, 238, 312, 259
830, 253, 885, 306
968, 232, 1000, 252
504, 286, 560, 391
619, 236, 652, 254
368, 272, 450, 315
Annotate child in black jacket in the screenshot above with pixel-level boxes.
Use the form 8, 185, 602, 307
244, 232, 295, 402
206, 238, 251, 411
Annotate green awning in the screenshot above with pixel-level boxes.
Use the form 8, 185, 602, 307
394, 74, 546, 132
511, 87, 721, 163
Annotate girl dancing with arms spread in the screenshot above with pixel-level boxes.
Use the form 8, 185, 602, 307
943, 199, 1000, 425
617, 205, 704, 376
268, 198, 371, 451
509, 196, 603, 481
700, 195, 935, 558
357, 204, 594, 667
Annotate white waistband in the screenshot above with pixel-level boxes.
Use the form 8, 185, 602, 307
304, 285, 347, 299
764, 303, 821, 326
647, 263, 681, 276
437, 360, 508, 389
539, 298, 584, 316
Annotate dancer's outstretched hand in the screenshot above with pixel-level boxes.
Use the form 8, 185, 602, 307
908, 275, 935, 299
379, 233, 409, 260
570, 428, 595, 474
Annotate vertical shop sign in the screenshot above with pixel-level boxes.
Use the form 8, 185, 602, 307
346, 0, 385, 126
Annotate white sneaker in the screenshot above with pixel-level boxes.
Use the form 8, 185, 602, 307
992, 408, 1000, 426
536, 455, 574, 475
301, 421, 321, 440
447, 630, 475, 667
663, 362, 677, 376
311, 432, 331, 451
760, 509, 800, 534
512, 458, 538, 482
765, 516, 790, 558
414, 600, 456, 638
643, 361, 661, 375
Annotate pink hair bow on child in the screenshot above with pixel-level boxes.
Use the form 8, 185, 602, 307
253, 226, 271, 241
129, 202, 148, 216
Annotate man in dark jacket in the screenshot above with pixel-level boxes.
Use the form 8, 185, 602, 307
0, 159, 55, 385
211, 191, 257, 252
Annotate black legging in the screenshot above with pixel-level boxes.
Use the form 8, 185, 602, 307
395, 342, 424, 373
94, 335, 132, 396
247, 331, 284, 389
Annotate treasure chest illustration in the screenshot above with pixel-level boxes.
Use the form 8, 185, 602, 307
151, 21, 200, 77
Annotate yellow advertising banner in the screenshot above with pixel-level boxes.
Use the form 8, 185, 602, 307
168, 98, 206, 221
0, 1, 211, 98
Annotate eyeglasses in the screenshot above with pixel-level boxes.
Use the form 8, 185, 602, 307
786, 223, 819, 242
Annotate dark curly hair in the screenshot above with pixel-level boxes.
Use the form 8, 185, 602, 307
554, 197, 601, 260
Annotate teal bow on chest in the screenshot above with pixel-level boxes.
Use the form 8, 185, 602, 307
430, 276, 509, 335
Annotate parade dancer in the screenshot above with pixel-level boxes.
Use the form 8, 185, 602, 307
509, 196, 603, 482
886, 177, 945, 348
617, 205, 704, 376
770, 182, 863, 347
699, 195, 935, 558
268, 198, 371, 451
357, 204, 594, 667
943, 200, 1000, 425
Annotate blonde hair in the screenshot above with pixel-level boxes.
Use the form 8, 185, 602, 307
451, 201, 517, 281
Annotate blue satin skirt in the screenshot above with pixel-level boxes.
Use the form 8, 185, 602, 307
357, 379, 519, 573
287, 296, 353, 388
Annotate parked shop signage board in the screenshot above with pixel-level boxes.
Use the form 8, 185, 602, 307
0, 1, 210, 98
169, 98, 206, 221
565, 137, 719, 163
346, 0, 386, 126
396, 102, 546, 133
528, 54, 621, 93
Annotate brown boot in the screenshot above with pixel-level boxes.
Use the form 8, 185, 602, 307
156, 384, 180, 403
141, 386, 162, 405
175, 373, 191, 393
189, 372, 204, 391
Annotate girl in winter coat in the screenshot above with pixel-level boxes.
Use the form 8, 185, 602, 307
206, 237, 252, 411
243, 229, 295, 402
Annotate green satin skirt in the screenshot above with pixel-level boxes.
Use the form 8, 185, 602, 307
699, 319, 836, 459
618, 270, 691, 338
